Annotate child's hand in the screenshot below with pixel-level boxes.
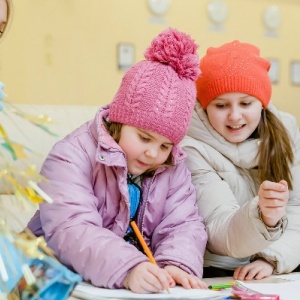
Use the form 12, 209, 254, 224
233, 259, 274, 280
164, 265, 207, 289
124, 262, 174, 294
258, 180, 288, 227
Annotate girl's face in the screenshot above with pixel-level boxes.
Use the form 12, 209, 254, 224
119, 125, 173, 176
206, 92, 263, 143
0, 0, 7, 35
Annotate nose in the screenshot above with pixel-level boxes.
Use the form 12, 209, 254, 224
145, 146, 159, 158
228, 106, 242, 121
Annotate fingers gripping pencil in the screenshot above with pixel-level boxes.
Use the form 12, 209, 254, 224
130, 221, 170, 293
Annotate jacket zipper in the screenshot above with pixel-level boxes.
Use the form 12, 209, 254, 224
137, 175, 156, 236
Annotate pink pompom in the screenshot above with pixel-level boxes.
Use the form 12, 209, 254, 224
144, 28, 200, 80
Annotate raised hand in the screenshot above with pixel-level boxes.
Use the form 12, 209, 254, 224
258, 180, 289, 227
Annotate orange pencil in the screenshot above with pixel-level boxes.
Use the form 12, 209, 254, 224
130, 220, 170, 293
130, 220, 156, 264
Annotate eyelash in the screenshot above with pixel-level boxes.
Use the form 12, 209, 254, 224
242, 102, 251, 106
216, 102, 251, 108
161, 145, 169, 151
139, 135, 170, 150
140, 135, 150, 142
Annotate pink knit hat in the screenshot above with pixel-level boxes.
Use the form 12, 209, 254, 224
196, 40, 271, 109
109, 28, 200, 145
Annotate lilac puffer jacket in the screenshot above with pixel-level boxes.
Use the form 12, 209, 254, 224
27, 105, 207, 288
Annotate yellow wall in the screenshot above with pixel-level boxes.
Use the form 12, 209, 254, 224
1, 0, 300, 121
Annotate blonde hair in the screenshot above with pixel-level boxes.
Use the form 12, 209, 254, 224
0, 0, 13, 41
257, 109, 294, 189
103, 119, 174, 175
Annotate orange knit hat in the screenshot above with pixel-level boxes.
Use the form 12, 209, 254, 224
196, 40, 271, 109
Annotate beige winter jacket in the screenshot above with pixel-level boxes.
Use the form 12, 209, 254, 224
181, 101, 300, 273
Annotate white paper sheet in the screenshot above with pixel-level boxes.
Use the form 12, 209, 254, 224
275, 273, 300, 281
72, 282, 229, 300
236, 280, 300, 300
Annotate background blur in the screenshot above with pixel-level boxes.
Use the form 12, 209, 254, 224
1, 0, 300, 121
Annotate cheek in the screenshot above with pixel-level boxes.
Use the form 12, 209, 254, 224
207, 112, 223, 131
158, 150, 172, 165
208, 115, 219, 125
119, 135, 138, 158
122, 142, 141, 158
248, 111, 262, 127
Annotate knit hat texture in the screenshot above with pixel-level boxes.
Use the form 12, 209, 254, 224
196, 40, 271, 109
109, 28, 200, 145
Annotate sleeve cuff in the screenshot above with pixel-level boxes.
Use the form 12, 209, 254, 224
258, 206, 288, 234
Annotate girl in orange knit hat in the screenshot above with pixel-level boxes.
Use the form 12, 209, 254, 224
181, 40, 300, 280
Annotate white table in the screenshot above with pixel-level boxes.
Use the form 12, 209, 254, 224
69, 272, 300, 299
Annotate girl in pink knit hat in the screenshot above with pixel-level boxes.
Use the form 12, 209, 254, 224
26, 28, 208, 293
182, 40, 300, 280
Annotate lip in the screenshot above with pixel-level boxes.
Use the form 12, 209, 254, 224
137, 160, 150, 168
226, 124, 245, 133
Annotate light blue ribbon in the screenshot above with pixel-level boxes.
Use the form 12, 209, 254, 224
0, 81, 6, 111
